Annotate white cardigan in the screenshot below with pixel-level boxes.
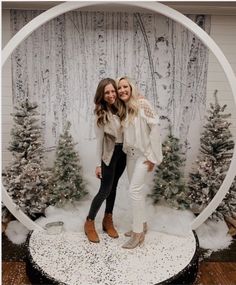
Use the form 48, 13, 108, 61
123, 98, 163, 165
94, 113, 123, 166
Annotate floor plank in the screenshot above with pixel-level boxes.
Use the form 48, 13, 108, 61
2, 262, 31, 285
195, 262, 236, 285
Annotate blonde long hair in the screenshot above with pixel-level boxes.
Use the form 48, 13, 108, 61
94, 78, 126, 127
116, 76, 139, 123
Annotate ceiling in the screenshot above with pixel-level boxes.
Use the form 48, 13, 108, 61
2, 1, 236, 15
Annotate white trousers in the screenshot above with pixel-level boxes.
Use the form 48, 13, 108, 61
127, 153, 149, 233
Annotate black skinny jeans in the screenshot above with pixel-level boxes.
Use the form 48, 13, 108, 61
87, 144, 126, 220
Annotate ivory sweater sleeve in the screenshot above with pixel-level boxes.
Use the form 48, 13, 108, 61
139, 99, 163, 165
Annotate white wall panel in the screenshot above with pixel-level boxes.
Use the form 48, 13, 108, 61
2, 10, 13, 166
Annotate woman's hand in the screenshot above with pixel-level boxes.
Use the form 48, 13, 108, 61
95, 166, 102, 179
143, 160, 155, 172
138, 93, 145, 99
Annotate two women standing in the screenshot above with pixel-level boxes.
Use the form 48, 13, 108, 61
84, 76, 163, 249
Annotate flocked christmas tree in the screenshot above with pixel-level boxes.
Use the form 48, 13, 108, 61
188, 90, 236, 220
149, 130, 189, 209
215, 179, 236, 220
48, 121, 87, 206
2, 98, 49, 217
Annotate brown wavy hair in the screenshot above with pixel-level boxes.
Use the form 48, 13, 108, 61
94, 78, 126, 126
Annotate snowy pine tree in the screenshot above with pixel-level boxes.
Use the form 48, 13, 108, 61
188, 91, 235, 220
48, 121, 87, 206
149, 132, 189, 209
215, 179, 236, 220
2, 99, 49, 217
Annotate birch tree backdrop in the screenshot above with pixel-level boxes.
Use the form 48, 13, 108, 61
11, 10, 211, 176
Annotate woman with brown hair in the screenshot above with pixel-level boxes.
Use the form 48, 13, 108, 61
84, 78, 126, 243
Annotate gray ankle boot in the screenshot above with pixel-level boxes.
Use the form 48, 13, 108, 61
122, 232, 145, 249
124, 222, 148, 237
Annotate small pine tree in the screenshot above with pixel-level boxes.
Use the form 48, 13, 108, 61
149, 132, 189, 209
2, 99, 49, 217
48, 121, 87, 206
188, 90, 235, 220
214, 179, 236, 220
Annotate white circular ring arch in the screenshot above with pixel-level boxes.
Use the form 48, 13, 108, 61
2, 1, 236, 231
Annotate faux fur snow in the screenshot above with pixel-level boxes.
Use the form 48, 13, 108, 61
196, 219, 232, 250
5, 200, 232, 252
5, 220, 29, 244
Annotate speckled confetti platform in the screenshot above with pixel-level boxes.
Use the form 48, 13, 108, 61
26, 230, 199, 285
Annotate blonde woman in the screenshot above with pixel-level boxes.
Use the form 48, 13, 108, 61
84, 78, 126, 243
117, 76, 163, 249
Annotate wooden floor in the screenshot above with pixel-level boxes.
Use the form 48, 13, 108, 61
195, 262, 236, 285
2, 261, 236, 285
2, 262, 31, 285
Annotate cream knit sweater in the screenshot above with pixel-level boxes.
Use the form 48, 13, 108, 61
123, 98, 163, 165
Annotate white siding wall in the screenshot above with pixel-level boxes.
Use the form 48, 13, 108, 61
2, 9, 13, 168
2, 10, 236, 169
206, 16, 236, 141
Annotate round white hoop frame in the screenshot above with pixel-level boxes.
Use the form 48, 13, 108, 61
2, 1, 236, 231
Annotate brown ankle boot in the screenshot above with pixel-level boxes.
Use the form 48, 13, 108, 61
84, 219, 100, 243
102, 213, 119, 238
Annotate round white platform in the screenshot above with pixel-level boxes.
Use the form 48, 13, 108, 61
26, 230, 199, 284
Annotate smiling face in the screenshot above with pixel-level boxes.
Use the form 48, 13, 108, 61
118, 78, 132, 103
103, 83, 117, 105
